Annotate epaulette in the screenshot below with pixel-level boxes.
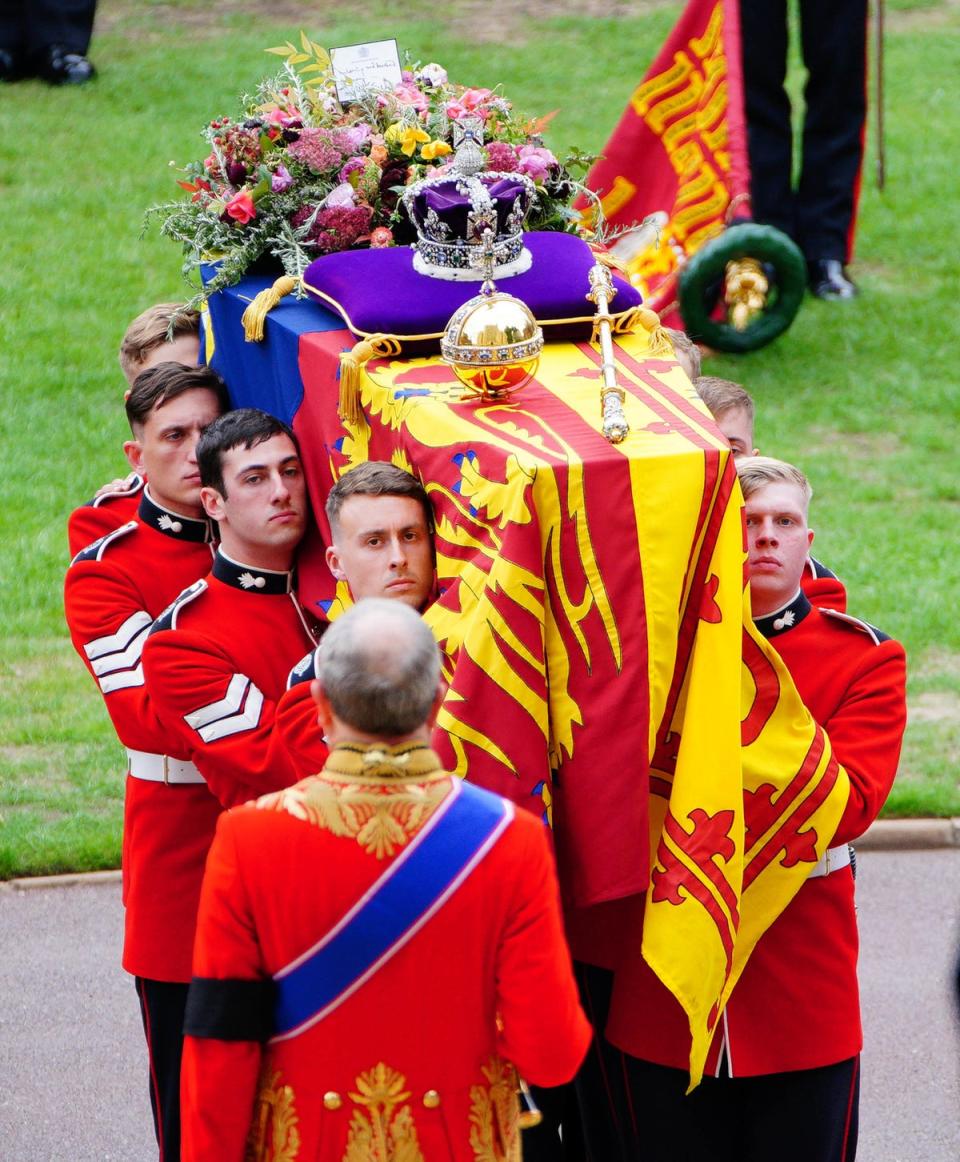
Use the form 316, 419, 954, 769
150, 579, 208, 634
286, 649, 317, 690
69, 520, 138, 567
820, 607, 891, 645
82, 474, 144, 508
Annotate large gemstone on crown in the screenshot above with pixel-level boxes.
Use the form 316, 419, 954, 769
441, 291, 544, 400
402, 171, 536, 281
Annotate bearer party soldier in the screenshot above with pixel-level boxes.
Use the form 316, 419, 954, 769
602, 456, 907, 1162
141, 408, 322, 808
68, 303, 202, 557
181, 599, 592, 1162
275, 459, 438, 778
64, 362, 229, 1162
694, 375, 846, 611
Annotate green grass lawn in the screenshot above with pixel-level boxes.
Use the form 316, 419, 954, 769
1, 0, 958, 876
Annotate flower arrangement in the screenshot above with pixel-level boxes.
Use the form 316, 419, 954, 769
148, 33, 596, 305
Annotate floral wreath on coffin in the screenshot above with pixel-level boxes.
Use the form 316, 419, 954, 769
147, 32, 598, 309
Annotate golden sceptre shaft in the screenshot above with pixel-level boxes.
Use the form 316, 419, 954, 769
586, 262, 629, 444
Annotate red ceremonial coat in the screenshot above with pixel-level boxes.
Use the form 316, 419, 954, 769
606, 590, 907, 1076
181, 744, 591, 1162
64, 489, 221, 982
67, 474, 144, 558
141, 550, 321, 808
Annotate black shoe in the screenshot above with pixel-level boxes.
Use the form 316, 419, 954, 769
0, 48, 24, 81
808, 259, 857, 301
33, 44, 96, 85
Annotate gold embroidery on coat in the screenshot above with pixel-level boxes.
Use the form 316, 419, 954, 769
468, 1057, 521, 1162
265, 780, 449, 859
245, 1069, 300, 1162
342, 1062, 425, 1162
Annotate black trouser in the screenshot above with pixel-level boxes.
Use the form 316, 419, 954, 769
740, 0, 868, 262
0, 0, 97, 56
617, 1054, 859, 1162
135, 977, 190, 1162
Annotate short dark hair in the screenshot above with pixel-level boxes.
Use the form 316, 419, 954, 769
197, 408, 298, 496
125, 362, 230, 435
326, 461, 433, 534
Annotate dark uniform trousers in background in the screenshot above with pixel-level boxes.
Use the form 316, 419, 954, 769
740, 0, 868, 264
0, 0, 96, 56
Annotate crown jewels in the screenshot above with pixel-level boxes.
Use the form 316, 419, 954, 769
402, 115, 536, 282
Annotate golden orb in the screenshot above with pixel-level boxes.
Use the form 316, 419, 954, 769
441, 291, 543, 402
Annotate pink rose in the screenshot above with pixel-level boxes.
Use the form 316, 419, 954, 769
516, 144, 558, 184
224, 189, 256, 224
392, 81, 429, 114
369, 226, 394, 248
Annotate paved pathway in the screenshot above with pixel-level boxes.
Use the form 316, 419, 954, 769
1, 849, 958, 1159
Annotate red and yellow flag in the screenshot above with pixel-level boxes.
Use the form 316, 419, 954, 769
581, 0, 750, 319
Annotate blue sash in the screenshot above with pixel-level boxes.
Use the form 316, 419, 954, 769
272, 779, 512, 1041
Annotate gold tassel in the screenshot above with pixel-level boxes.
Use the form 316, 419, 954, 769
337, 335, 403, 425
635, 306, 673, 356
241, 275, 299, 342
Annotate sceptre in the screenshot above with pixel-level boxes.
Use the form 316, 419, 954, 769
586, 261, 629, 444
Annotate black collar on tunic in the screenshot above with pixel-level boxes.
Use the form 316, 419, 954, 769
139, 487, 215, 544
754, 589, 812, 640
213, 549, 295, 595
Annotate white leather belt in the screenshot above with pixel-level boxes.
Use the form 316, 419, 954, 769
808, 844, 852, 878
127, 749, 205, 785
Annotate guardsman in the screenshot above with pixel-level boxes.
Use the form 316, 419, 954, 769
275, 459, 438, 778
64, 362, 229, 1162
181, 599, 592, 1161
142, 408, 322, 807
601, 456, 906, 1162
68, 303, 202, 557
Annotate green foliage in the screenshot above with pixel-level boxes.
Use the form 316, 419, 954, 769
2, 0, 959, 877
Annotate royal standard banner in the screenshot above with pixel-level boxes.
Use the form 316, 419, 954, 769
580, 0, 750, 319
206, 279, 849, 1086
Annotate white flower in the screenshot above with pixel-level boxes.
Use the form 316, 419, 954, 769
419, 62, 447, 88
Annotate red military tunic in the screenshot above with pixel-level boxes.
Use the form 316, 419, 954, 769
142, 551, 321, 807
181, 744, 592, 1162
606, 589, 907, 1076
64, 487, 221, 982
67, 474, 144, 559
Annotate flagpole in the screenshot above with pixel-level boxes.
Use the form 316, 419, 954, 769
875, 0, 886, 190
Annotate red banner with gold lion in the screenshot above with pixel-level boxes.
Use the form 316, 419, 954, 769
581, 0, 750, 320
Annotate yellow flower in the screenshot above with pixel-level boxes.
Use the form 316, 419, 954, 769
421, 140, 452, 161
385, 122, 431, 157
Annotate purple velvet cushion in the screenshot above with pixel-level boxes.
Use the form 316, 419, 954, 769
302, 232, 642, 344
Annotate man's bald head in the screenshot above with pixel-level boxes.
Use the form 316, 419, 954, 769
315, 599, 441, 737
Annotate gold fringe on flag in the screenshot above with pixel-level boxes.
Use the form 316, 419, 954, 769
338, 335, 403, 425
241, 275, 299, 342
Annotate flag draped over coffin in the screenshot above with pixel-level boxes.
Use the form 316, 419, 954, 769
206, 283, 848, 1084
579, 0, 750, 321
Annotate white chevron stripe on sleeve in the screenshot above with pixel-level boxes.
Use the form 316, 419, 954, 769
184, 674, 266, 742
83, 611, 153, 663
195, 685, 265, 743
99, 664, 145, 694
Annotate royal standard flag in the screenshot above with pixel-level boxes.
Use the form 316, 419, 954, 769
580, 0, 750, 320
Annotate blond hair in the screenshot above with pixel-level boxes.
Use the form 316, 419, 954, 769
693, 376, 755, 423
737, 455, 812, 507
119, 303, 200, 383
664, 327, 702, 380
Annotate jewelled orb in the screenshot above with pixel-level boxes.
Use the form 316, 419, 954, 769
441, 292, 544, 402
